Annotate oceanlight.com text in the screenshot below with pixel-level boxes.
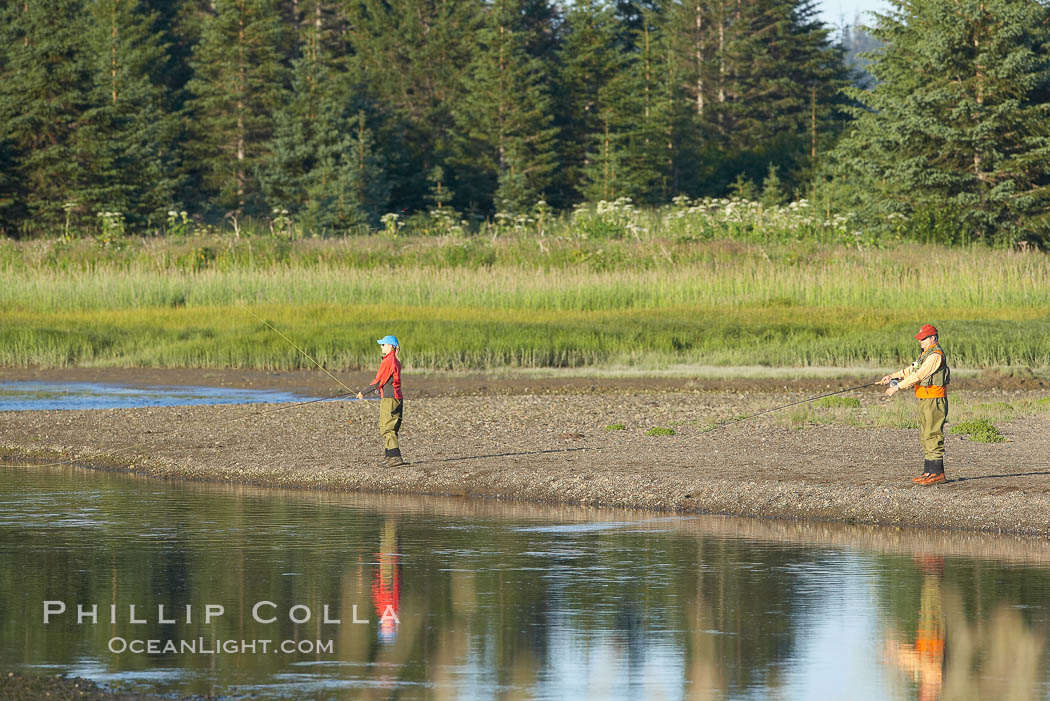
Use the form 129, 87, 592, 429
108, 637, 335, 655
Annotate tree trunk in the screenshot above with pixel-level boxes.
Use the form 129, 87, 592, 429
111, 1, 119, 105
695, 3, 704, 117
973, 4, 985, 181
236, 8, 246, 209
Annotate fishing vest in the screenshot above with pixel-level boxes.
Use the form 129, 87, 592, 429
913, 343, 949, 399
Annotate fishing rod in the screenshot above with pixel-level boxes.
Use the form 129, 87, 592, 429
245, 309, 357, 396
699, 381, 880, 434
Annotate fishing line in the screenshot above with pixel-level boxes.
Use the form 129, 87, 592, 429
232, 390, 356, 419
699, 381, 880, 434
245, 309, 356, 395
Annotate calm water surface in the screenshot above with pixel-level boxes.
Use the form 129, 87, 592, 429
0, 381, 324, 411
1, 465, 1049, 700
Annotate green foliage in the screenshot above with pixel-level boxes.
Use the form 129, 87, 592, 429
557, 0, 667, 205
729, 175, 759, 202
833, 0, 1050, 246
663, 0, 849, 196
261, 85, 389, 232
0, 0, 1046, 241
0, 0, 94, 233
604, 424, 626, 431
760, 164, 789, 208
645, 427, 675, 436
950, 419, 1006, 443
185, 0, 290, 215
0, 138, 18, 234
426, 167, 455, 212
788, 407, 816, 428
342, 0, 479, 212
81, 0, 184, 227
451, 0, 559, 213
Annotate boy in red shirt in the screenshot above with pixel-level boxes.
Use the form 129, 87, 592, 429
356, 335, 405, 466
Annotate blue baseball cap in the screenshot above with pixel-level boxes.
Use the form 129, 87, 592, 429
376, 335, 399, 347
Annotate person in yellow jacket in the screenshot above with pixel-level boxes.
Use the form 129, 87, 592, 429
879, 324, 950, 485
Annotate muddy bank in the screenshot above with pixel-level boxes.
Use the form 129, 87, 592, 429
0, 671, 187, 700
3, 376, 1049, 536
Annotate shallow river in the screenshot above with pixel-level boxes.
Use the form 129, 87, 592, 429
1, 464, 1049, 700
0, 380, 324, 411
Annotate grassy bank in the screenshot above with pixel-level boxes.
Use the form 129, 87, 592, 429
2, 235, 1049, 370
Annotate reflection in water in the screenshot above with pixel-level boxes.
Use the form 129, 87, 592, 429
1, 466, 1049, 700
881, 554, 1049, 701
884, 556, 945, 701
372, 520, 401, 644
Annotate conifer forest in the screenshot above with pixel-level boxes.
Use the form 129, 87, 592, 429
1, 0, 1049, 246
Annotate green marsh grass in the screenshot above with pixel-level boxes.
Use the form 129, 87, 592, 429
8, 304, 1050, 370
5, 238, 1050, 313
645, 427, 676, 437
3, 236, 1050, 370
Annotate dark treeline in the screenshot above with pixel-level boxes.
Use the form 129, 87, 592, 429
1, 0, 1049, 244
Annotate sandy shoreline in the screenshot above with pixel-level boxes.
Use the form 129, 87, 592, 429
3, 370, 1050, 537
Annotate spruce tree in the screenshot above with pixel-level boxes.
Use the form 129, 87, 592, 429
562, 0, 683, 202
81, 0, 183, 227
622, 5, 680, 202
185, 0, 291, 216
343, 0, 480, 211
258, 0, 389, 230
452, 0, 559, 213
663, 0, 847, 194
261, 68, 390, 231
0, 136, 21, 236
0, 0, 93, 233
728, 1, 845, 151
834, 0, 1050, 243
556, 0, 632, 202
0, 31, 20, 233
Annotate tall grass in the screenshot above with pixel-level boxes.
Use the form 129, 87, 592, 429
3, 243, 1050, 313
2, 233, 1049, 371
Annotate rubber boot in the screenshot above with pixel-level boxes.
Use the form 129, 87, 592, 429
379, 448, 393, 467
912, 459, 933, 483
387, 448, 406, 467
921, 459, 946, 485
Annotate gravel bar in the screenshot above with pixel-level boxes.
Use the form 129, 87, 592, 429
3, 379, 1049, 537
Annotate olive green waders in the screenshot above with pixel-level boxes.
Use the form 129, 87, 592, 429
380, 397, 403, 457
918, 397, 948, 460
